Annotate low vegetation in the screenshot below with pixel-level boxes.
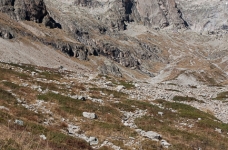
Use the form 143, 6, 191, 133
135, 99, 228, 149
213, 91, 228, 100
89, 88, 127, 98
173, 95, 204, 103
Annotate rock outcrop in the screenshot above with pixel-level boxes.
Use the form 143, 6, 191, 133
176, 0, 228, 34
99, 61, 122, 77
100, 0, 188, 30
134, 0, 188, 29
0, 0, 59, 28
1, 0, 228, 77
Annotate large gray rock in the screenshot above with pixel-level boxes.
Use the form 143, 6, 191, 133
142, 131, 162, 141
82, 112, 97, 119
88, 137, 99, 145
67, 124, 80, 134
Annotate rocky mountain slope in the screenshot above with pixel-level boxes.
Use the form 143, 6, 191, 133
1, 0, 228, 149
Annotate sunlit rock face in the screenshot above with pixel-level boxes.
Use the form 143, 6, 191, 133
176, 0, 228, 33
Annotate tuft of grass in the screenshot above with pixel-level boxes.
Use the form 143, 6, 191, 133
6, 63, 37, 72
140, 139, 160, 150
34, 81, 62, 91
39, 71, 62, 80
117, 80, 135, 89
2, 81, 20, 90
0, 88, 16, 102
173, 95, 204, 103
213, 91, 228, 100
89, 88, 127, 98
155, 99, 216, 120
0, 68, 29, 80
81, 121, 137, 139
111, 101, 136, 112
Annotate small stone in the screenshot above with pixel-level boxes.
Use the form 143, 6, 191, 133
40, 134, 47, 140
158, 112, 164, 116
116, 85, 125, 91
67, 125, 80, 134
31, 72, 36, 76
37, 87, 42, 92
78, 96, 86, 101
161, 139, 171, 148
105, 81, 112, 85
15, 119, 24, 126
215, 128, 222, 134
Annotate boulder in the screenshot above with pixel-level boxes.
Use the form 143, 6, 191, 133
142, 131, 162, 141
116, 85, 125, 92
68, 125, 80, 134
161, 139, 171, 148
88, 137, 99, 145
82, 112, 97, 119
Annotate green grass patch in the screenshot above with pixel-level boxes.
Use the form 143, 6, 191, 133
173, 95, 204, 103
155, 99, 216, 120
117, 80, 135, 89
83, 121, 137, 137
6, 63, 37, 72
34, 81, 62, 91
37, 92, 84, 116
135, 114, 224, 150
37, 92, 121, 121
39, 71, 62, 80
198, 119, 228, 133
111, 101, 136, 112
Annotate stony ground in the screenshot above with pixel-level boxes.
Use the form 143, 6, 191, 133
1, 62, 228, 150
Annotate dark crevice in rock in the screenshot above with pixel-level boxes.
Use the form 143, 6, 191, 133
123, 0, 133, 15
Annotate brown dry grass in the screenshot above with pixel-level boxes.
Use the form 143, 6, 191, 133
0, 125, 51, 150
